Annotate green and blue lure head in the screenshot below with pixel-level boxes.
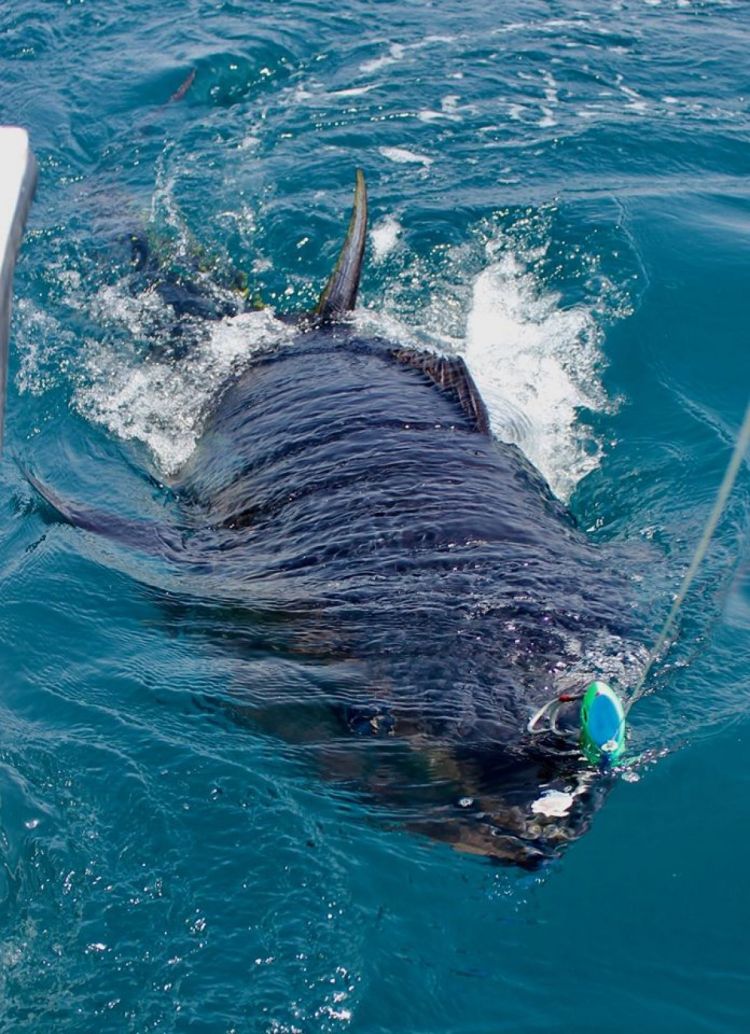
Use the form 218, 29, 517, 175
579, 681, 626, 765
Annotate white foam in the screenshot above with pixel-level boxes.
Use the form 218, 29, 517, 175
616, 76, 650, 114
75, 307, 292, 475
417, 95, 463, 124
380, 146, 433, 167
542, 72, 559, 107
370, 215, 402, 262
14, 298, 72, 398
539, 70, 559, 127
464, 252, 605, 500
360, 37, 455, 75
354, 231, 614, 501
33, 188, 614, 503
328, 84, 377, 98
238, 134, 261, 151
360, 43, 405, 74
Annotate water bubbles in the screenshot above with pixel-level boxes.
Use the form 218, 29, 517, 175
465, 251, 606, 499
74, 306, 293, 475
358, 211, 622, 501
370, 215, 402, 263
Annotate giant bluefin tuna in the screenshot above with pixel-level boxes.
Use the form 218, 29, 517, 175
30, 171, 642, 867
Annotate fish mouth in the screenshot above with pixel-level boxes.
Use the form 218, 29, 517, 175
406, 764, 607, 869
410, 813, 581, 869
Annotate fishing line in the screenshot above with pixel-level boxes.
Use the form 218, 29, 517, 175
528, 395, 750, 765
626, 395, 750, 712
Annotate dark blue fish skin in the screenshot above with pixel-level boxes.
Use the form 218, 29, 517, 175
166, 326, 637, 866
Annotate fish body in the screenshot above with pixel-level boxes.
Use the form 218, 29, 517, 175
29, 172, 639, 866
165, 321, 631, 865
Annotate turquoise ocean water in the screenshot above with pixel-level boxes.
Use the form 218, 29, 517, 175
2, 0, 750, 1029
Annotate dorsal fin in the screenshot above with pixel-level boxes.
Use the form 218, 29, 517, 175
315, 169, 368, 322
391, 348, 492, 435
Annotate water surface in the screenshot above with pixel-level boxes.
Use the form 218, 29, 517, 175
2, 1, 749, 1030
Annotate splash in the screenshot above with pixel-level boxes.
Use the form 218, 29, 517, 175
75, 303, 292, 475
370, 215, 402, 263
76, 248, 608, 498
359, 228, 615, 501
19, 195, 616, 502
464, 249, 608, 500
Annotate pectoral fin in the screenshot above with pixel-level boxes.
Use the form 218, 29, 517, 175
28, 474, 182, 556
315, 169, 368, 322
